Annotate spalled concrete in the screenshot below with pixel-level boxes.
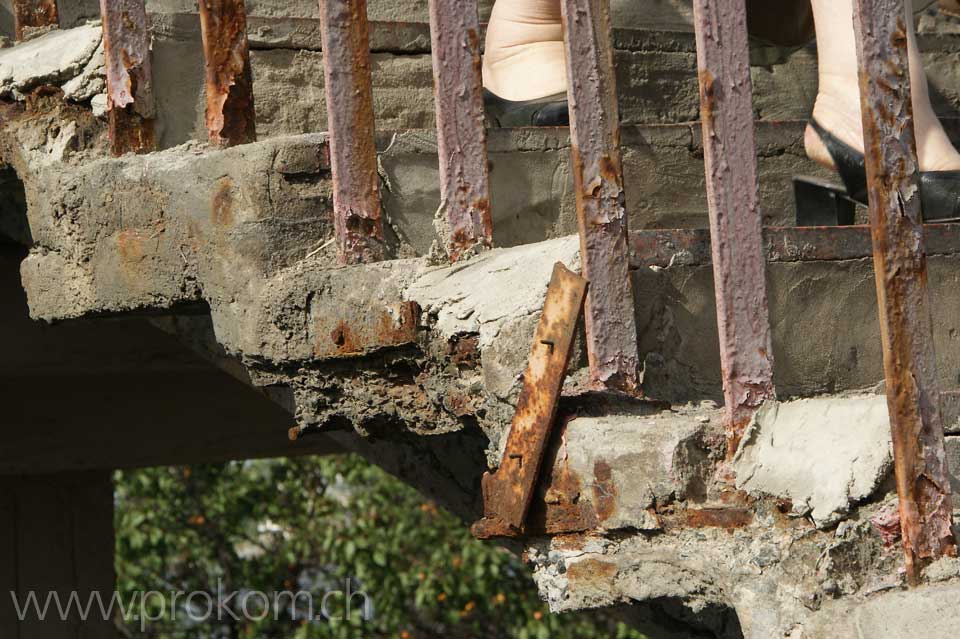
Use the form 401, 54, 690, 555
733, 396, 893, 527
0, 22, 100, 98
4, 7, 960, 638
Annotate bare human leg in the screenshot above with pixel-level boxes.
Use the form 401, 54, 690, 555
807, 0, 960, 172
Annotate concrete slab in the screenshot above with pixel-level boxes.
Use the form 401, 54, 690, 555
733, 396, 893, 527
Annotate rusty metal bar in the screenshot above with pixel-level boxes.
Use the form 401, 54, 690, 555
691, 0, 775, 455
13, 0, 58, 41
427, 0, 492, 262
317, 0, 385, 264
472, 263, 588, 539
559, 0, 640, 393
99, 0, 156, 156
628, 224, 960, 269
198, 0, 257, 147
852, 0, 956, 585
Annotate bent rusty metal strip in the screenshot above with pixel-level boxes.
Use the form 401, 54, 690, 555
628, 224, 960, 268
559, 0, 640, 393
13, 0, 58, 41
198, 0, 257, 147
852, 0, 956, 585
318, 0, 385, 265
472, 263, 587, 539
99, 0, 156, 155
427, 0, 493, 262
692, 0, 775, 455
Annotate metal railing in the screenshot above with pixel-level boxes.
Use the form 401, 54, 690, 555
12, 0, 957, 585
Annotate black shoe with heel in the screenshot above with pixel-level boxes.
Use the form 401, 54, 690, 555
794, 119, 960, 225
482, 89, 569, 128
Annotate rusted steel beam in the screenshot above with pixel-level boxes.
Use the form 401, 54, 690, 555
13, 0, 58, 41
427, 0, 492, 262
99, 0, 156, 156
627, 224, 960, 269
559, 0, 640, 393
852, 0, 957, 585
198, 0, 257, 147
692, 0, 775, 455
472, 263, 588, 539
317, 0, 385, 265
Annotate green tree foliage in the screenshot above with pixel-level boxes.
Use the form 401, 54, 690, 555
115, 455, 646, 638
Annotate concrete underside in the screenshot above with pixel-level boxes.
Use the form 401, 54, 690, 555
3, 8, 960, 638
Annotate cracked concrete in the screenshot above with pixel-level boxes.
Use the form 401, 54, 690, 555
4, 5, 960, 638
733, 396, 893, 527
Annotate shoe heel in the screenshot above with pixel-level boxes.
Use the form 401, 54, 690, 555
793, 176, 858, 227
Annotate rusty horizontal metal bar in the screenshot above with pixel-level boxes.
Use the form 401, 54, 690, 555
99, 0, 156, 156
318, 0, 385, 265
853, 0, 956, 585
472, 263, 588, 539
428, 0, 492, 262
198, 0, 257, 147
560, 0, 640, 394
13, 0, 58, 41
627, 224, 960, 268
692, 0, 775, 456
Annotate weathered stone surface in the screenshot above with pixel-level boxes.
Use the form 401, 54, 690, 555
406, 236, 580, 348
0, 23, 100, 98
543, 413, 710, 531
61, 38, 104, 102
799, 583, 960, 639
733, 396, 893, 527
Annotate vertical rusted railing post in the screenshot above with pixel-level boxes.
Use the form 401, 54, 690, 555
559, 0, 640, 393
317, 0, 385, 264
427, 0, 493, 262
691, 0, 775, 456
13, 0, 58, 41
852, 0, 956, 585
198, 0, 257, 147
99, 0, 156, 156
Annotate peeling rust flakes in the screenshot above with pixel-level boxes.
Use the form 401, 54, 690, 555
560, 0, 640, 393
446, 333, 480, 369
429, 0, 492, 262
313, 301, 420, 360
853, 0, 957, 584
698, 69, 715, 137
472, 264, 588, 539
686, 507, 754, 530
319, 0, 385, 264
693, 0, 775, 459
13, 0, 58, 41
592, 459, 616, 523
199, 0, 257, 147
100, 0, 156, 155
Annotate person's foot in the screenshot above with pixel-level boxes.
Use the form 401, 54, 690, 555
805, 88, 960, 174
482, 0, 567, 102
807, 0, 960, 173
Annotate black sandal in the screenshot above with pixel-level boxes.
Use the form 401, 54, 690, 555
482, 89, 569, 128
794, 119, 960, 225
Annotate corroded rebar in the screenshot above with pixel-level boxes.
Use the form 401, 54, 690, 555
559, 0, 640, 393
99, 0, 156, 155
852, 0, 957, 585
318, 0, 385, 264
692, 0, 776, 456
198, 0, 257, 147
427, 0, 492, 262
